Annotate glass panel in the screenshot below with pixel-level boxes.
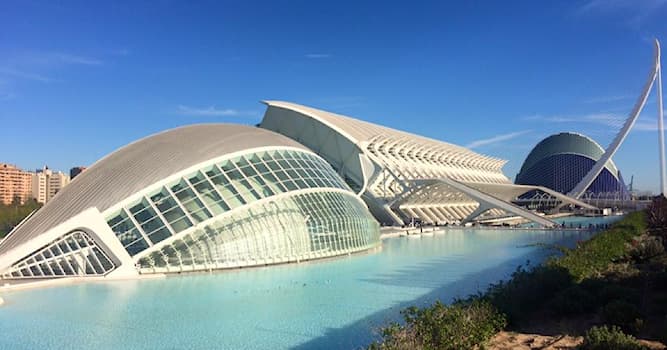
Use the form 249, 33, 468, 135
223, 160, 261, 201
258, 170, 286, 193
142, 216, 167, 236
205, 166, 246, 208
129, 199, 156, 224
189, 171, 229, 215
126, 239, 150, 256
170, 217, 193, 233
150, 188, 191, 232
147, 227, 172, 244
171, 180, 212, 222
150, 188, 179, 213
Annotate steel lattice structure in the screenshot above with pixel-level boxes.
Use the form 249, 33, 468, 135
0, 125, 380, 280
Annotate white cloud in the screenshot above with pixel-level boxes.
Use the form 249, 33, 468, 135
466, 130, 532, 149
578, 0, 666, 14
523, 111, 667, 132
177, 105, 257, 117
54, 53, 103, 65
305, 53, 332, 59
14, 51, 104, 67
584, 94, 634, 104
0, 50, 105, 84
575, 0, 667, 27
0, 68, 52, 82
523, 113, 626, 128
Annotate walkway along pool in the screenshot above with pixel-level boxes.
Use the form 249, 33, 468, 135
0, 216, 620, 350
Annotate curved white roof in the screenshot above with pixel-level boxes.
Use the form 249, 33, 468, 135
0, 124, 307, 255
263, 101, 504, 166
263, 101, 506, 171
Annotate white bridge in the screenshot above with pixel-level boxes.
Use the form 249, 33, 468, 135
569, 39, 666, 198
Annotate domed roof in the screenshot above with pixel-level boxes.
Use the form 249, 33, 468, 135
518, 132, 619, 177
0, 124, 308, 254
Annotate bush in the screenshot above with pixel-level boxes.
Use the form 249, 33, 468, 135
579, 325, 645, 350
368, 299, 506, 350
549, 211, 647, 281
485, 265, 572, 325
647, 196, 667, 246
628, 235, 665, 263
546, 285, 596, 317
596, 284, 640, 305
0, 199, 42, 238
601, 300, 643, 334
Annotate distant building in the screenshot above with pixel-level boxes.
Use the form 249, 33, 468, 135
515, 132, 628, 197
32, 166, 71, 204
0, 164, 33, 205
69, 166, 86, 179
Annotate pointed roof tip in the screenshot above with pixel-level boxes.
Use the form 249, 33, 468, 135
262, 100, 288, 106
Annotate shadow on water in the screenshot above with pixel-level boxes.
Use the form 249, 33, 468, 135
292, 232, 589, 350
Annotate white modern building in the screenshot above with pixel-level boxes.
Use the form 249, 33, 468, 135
0, 125, 380, 280
260, 101, 593, 227
32, 167, 70, 204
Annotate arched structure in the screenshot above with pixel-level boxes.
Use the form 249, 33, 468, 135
516, 132, 628, 197
0, 125, 380, 280
570, 39, 665, 197
260, 101, 592, 227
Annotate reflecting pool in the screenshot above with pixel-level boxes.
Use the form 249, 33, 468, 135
0, 216, 621, 350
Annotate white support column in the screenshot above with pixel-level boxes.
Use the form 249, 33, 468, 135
657, 39, 666, 195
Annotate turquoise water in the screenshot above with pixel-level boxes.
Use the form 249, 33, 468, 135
0, 216, 620, 350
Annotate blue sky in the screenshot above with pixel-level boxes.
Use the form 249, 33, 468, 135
1, 0, 667, 193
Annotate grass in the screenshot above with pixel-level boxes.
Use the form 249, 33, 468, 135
549, 211, 647, 281
369, 208, 667, 349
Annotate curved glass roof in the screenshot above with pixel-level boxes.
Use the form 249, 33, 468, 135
518, 132, 619, 177
0, 124, 308, 256
104, 148, 351, 257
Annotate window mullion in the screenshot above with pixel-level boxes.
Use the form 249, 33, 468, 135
126, 208, 154, 247
165, 184, 197, 224
145, 197, 175, 237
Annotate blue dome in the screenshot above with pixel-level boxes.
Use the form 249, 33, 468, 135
515, 132, 627, 196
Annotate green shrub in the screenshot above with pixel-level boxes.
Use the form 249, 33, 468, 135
485, 265, 572, 325
596, 284, 640, 305
546, 285, 596, 317
368, 299, 506, 350
601, 300, 643, 334
579, 325, 645, 350
628, 235, 665, 263
549, 211, 647, 281
0, 199, 42, 238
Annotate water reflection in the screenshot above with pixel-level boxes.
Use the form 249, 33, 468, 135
0, 216, 621, 350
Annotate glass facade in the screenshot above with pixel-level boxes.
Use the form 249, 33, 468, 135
2, 231, 115, 279
105, 148, 379, 272
136, 190, 379, 272
516, 132, 628, 197
516, 154, 627, 195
